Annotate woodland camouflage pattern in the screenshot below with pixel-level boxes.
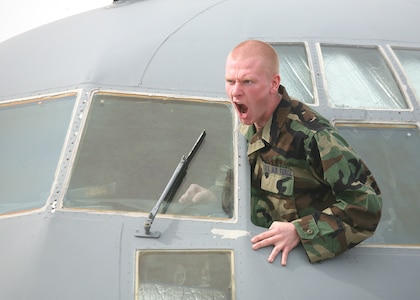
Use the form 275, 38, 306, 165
240, 86, 382, 263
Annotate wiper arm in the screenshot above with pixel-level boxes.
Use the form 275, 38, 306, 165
135, 130, 206, 238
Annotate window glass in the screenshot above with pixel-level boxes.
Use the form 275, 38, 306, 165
136, 250, 234, 300
337, 124, 420, 244
393, 48, 420, 101
322, 45, 407, 109
272, 44, 314, 104
0, 95, 75, 214
64, 93, 234, 219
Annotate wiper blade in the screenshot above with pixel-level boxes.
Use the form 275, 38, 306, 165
135, 130, 206, 238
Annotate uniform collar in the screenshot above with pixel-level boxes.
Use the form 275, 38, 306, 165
239, 117, 273, 156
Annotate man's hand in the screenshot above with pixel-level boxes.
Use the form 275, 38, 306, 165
251, 221, 300, 266
178, 184, 216, 204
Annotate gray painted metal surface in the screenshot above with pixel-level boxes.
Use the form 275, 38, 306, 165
0, 0, 419, 299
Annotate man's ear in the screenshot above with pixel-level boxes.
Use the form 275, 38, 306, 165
271, 74, 281, 93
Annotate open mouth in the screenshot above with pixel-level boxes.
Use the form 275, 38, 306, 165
235, 103, 248, 115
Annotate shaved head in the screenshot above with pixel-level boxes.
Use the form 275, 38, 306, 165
228, 40, 280, 78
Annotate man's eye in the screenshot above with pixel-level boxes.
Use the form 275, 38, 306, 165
244, 80, 252, 84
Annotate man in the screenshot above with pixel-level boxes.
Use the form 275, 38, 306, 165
181, 40, 382, 265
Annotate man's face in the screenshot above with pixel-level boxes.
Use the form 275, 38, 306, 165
225, 56, 278, 128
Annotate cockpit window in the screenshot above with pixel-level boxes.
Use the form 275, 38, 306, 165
336, 123, 420, 245
64, 93, 235, 219
322, 45, 407, 109
0, 94, 75, 215
393, 48, 420, 102
136, 250, 234, 300
272, 43, 314, 104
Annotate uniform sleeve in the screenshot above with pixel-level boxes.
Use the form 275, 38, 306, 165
291, 129, 382, 263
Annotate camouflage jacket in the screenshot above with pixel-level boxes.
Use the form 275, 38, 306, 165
240, 86, 382, 263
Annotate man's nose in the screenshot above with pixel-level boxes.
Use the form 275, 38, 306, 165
231, 82, 242, 97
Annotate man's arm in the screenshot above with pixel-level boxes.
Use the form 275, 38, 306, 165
292, 129, 382, 263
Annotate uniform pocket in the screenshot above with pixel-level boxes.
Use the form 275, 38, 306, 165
260, 162, 294, 196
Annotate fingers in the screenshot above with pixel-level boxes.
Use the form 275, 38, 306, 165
263, 244, 290, 266
178, 184, 200, 203
178, 184, 216, 204
251, 231, 274, 249
280, 248, 289, 266
268, 246, 281, 263
258, 240, 289, 265
191, 190, 207, 203
191, 188, 217, 203
251, 222, 300, 266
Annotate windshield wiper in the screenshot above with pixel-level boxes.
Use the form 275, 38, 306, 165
135, 130, 206, 238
